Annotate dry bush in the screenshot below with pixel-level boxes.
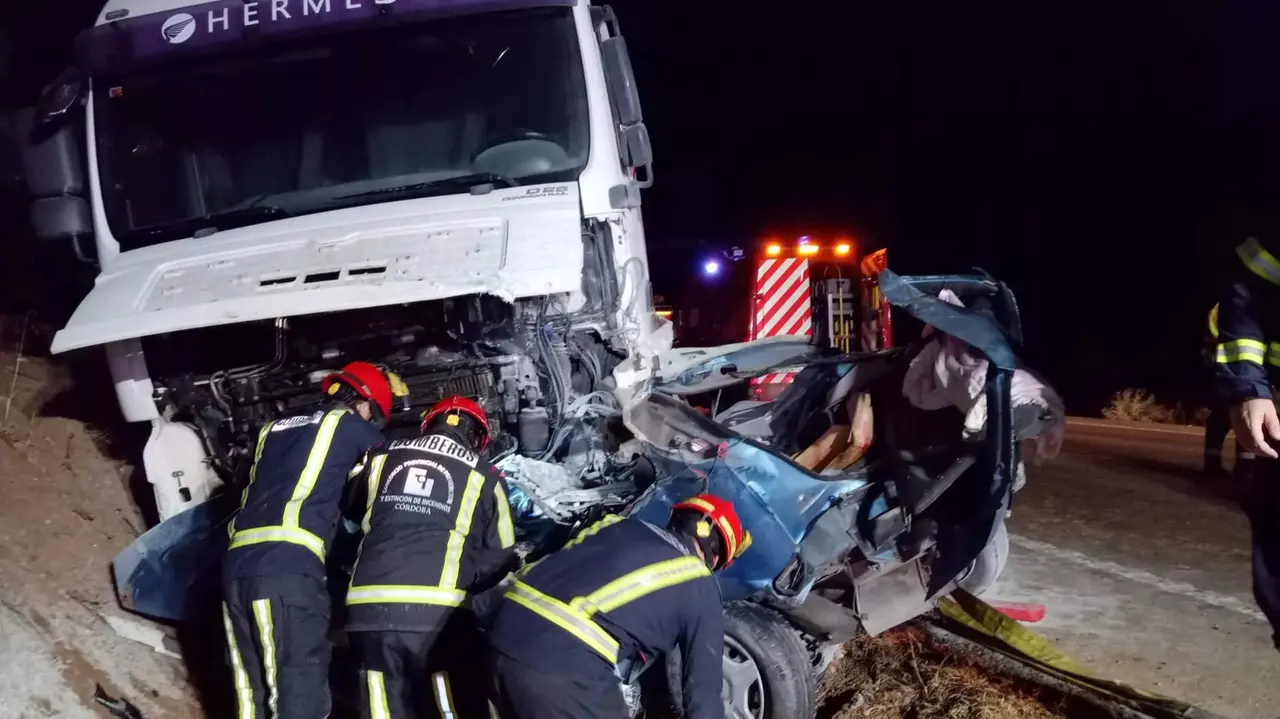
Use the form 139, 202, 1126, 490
818, 625, 1066, 719
1102, 389, 1174, 423
1102, 389, 1206, 426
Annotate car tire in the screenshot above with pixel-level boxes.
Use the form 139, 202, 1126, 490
665, 601, 817, 719
957, 520, 1009, 596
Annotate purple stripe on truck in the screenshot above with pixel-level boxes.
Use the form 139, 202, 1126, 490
79, 0, 572, 73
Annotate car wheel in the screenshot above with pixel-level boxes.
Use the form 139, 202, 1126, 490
957, 520, 1009, 596
665, 601, 817, 719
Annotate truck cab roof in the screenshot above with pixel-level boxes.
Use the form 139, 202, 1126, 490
96, 0, 219, 25
83, 0, 573, 71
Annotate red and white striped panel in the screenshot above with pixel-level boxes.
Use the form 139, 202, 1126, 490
751, 258, 811, 386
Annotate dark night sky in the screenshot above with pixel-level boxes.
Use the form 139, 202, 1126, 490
612, 1, 1248, 414
2, 1, 1277, 414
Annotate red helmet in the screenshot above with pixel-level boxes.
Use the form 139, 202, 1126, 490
321, 361, 394, 419
421, 395, 491, 451
671, 494, 751, 571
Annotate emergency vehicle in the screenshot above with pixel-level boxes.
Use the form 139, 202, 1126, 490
658, 235, 891, 399
748, 236, 893, 399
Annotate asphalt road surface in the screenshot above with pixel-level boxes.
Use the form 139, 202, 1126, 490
988, 418, 1279, 719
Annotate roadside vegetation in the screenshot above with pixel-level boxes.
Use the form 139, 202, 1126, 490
1102, 388, 1208, 426
818, 625, 1069, 719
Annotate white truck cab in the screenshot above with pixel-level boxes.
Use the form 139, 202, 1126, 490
25, 0, 668, 523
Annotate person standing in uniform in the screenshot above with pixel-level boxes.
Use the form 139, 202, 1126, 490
487, 494, 749, 719
345, 395, 517, 719
1213, 236, 1280, 647
222, 361, 402, 719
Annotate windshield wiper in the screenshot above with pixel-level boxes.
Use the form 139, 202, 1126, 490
135, 204, 291, 241
188, 204, 292, 237
334, 173, 519, 202
208, 205, 290, 223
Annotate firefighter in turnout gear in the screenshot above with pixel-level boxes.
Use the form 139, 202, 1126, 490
487, 494, 750, 719
1213, 236, 1280, 647
221, 360, 402, 719
344, 395, 517, 719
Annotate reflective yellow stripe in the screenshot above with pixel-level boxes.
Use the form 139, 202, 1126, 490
439, 470, 485, 589
1237, 237, 1280, 285
361, 454, 388, 534
505, 580, 620, 662
345, 584, 467, 606
715, 515, 739, 558
565, 514, 623, 550
571, 556, 710, 616
222, 603, 256, 719
251, 599, 278, 717
367, 669, 391, 719
677, 496, 717, 514
1216, 338, 1267, 366
1269, 343, 1280, 369
229, 423, 274, 540
1208, 303, 1220, 340
493, 482, 515, 549
347, 455, 386, 585
283, 410, 346, 528
229, 525, 326, 561
432, 671, 457, 719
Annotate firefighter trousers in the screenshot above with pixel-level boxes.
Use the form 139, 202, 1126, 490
1246, 461, 1280, 649
490, 651, 629, 719
222, 574, 333, 719
351, 627, 487, 719
1203, 405, 1231, 472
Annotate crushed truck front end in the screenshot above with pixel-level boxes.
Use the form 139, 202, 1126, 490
26, 0, 665, 523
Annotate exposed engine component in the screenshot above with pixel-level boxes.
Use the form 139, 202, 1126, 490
143, 295, 625, 484
518, 407, 551, 455
498, 454, 638, 523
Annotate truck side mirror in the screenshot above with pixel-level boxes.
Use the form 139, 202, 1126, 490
24, 123, 85, 201
596, 7, 654, 187
601, 35, 642, 128
619, 123, 652, 170
30, 195, 91, 241
25, 68, 94, 261
24, 123, 90, 248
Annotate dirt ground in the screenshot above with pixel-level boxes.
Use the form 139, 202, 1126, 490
0, 338, 1083, 719
0, 345, 199, 718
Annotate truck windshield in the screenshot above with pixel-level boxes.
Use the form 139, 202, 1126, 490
93, 7, 589, 250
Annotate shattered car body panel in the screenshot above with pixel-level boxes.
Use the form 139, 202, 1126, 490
111, 498, 232, 621
623, 405, 874, 603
